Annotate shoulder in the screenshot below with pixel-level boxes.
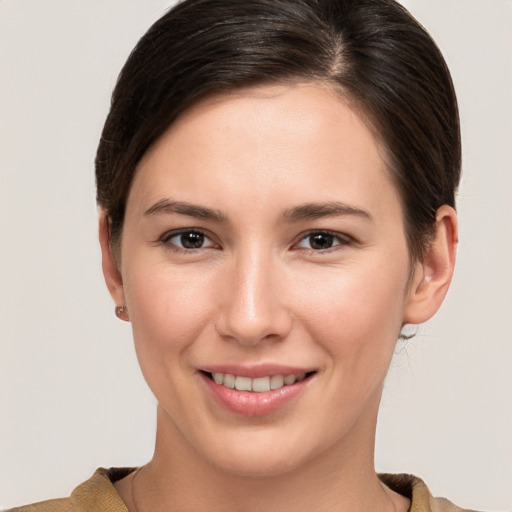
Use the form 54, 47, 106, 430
379, 473, 481, 512
5, 497, 76, 512
5, 468, 134, 512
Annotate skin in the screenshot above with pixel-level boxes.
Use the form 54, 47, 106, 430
100, 83, 457, 512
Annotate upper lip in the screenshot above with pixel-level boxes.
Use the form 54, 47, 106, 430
199, 364, 316, 379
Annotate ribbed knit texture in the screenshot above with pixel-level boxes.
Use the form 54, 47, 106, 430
8, 468, 478, 511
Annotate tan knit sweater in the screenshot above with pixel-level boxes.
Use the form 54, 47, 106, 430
7, 467, 478, 512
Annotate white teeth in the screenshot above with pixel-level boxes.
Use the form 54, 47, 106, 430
210, 372, 309, 392
252, 376, 271, 392
283, 375, 296, 385
270, 375, 284, 390
223, 374, 235, 389
235, 376, 252, 391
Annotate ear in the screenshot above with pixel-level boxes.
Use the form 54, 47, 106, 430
403, 205, 458, 324
98, 211, 129, 321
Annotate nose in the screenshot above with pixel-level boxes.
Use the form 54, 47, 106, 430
215, 249, 293, 346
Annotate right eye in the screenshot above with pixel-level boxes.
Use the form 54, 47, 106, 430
161, 230, 216, 250
294, 230, 352, 252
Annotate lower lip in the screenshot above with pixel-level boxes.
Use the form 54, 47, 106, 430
200, 373, 311, 417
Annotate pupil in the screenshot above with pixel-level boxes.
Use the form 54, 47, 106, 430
181, 232, 204, 249
310, 233, 333, 250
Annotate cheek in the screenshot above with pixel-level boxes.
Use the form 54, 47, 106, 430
122, 261, 218, 377
296, 260, 408, 373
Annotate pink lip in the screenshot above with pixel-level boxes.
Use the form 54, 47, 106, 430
199, 369, 314, 417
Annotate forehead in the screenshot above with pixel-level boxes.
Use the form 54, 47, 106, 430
130, 83, 400, 220
153, 83, 380, 157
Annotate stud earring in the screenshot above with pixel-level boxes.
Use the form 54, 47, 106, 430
115, 305, 128, 320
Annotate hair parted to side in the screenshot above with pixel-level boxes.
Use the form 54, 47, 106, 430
95, 0, 461, 261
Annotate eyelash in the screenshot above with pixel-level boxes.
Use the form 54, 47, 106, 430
159, 228, 353, 254
159, 228, 218, 252
294, 230, 353, 252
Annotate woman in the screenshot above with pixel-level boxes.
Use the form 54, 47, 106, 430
8, 0, 475, 510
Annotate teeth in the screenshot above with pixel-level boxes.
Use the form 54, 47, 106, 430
223, 374, 235, 389
210, 372, 309, 392
252, 377, 271, 392
283, 375, 296, 385
270, 375, 284, 390
235, 376, 252, 391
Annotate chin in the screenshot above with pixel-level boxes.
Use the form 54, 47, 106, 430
192, 426, 323, 478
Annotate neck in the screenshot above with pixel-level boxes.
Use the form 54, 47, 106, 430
127, 405, 407, 512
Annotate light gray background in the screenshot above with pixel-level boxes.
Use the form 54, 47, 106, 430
1, 1, 511, 510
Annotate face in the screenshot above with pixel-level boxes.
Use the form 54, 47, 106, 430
109, 84, 429, 476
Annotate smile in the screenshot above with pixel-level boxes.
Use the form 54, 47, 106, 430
201, 369, 316, 416
209, 372, 309, 392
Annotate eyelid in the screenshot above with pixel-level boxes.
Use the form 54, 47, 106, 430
156, 228, 353, 252
159, 227, 219, 250
293, 229, 353, 251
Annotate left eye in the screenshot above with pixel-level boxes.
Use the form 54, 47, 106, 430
164, 230, 215, 249
296, 231, 349, 251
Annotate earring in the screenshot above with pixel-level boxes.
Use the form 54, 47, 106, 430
398, 323, 417, 341
115, 305, 128, 320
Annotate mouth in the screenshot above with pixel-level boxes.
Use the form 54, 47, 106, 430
201, 371, 316, 393
198, 365, 318, 416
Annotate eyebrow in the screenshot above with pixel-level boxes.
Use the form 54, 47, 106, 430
144, 199, 372, 224
144, 199, 227, 222
282, 202, 373, 222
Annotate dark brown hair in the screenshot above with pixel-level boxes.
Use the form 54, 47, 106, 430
96, 0, 461, 261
